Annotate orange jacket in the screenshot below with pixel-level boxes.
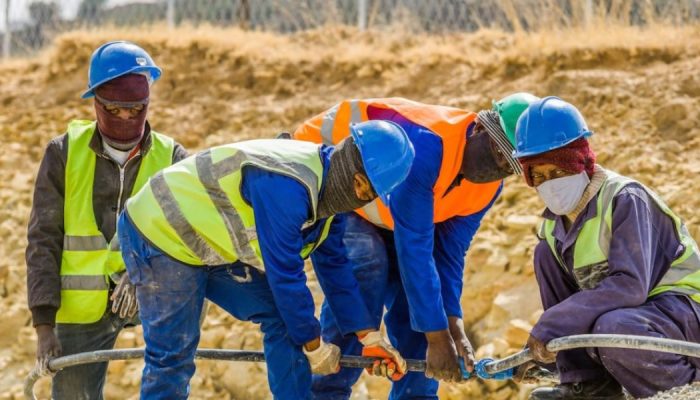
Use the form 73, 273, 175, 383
294, 98, 501, 230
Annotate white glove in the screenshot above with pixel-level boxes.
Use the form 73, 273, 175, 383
359, 330, 407, 380
111, 272, 138, 319
303, 340, 341, 375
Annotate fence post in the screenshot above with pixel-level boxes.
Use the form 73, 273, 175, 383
357, 0, 367, 30
166, 0, 175, 28
2, 0, 10, 59
584, 0, 593, 27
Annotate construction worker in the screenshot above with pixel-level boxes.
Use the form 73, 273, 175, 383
25, 41, 187, 399
117, 120, 414, 399
294, 95, 538, 399
514, 97, 700, 399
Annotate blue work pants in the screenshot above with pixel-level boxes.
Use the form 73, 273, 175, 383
312, 213, 438, 400
118, 214, 311, 400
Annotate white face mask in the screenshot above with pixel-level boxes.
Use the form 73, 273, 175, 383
536, 171, 590, 215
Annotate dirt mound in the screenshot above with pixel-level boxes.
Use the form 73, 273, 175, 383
1, 24, 700, 399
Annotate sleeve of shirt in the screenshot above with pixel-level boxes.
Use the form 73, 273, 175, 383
245, 168, 321, 345
434, 184, 501, 318
26, 137, 66, 327
530, 188, 662, 342
310, 213, 375, 335
172, 142, 189, 163
390, 148, 446, 332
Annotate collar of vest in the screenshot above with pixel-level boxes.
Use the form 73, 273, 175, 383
91, 120, 154, 156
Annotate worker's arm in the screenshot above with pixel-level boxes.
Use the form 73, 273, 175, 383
390, 128, 445, 332
531, 185, 673, 343
244, 168, 321, 346
310, 213, 375, 334
26, 136, 66, 327
433, 184, 501, 319
171, 142, 189, 163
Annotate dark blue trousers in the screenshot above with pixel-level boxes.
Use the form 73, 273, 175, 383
312, 213, 438, 400
536, 249, 700, 398
118, 213, 311, 400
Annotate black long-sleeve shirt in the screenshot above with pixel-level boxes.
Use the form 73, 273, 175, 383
26, 122, 187, 326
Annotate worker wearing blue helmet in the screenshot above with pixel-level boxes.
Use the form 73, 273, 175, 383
118, 120, 414, 399
514, 97, 700, 399
26, 41, 187, 399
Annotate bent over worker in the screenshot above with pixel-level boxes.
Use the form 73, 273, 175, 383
118, 120, 414, 399
26, 41, 187, 399
514, 97, 700, 399
294, 95, 538, 399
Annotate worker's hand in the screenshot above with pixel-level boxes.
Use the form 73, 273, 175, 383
303, 338, 341, 375
425, 329, 462, 382
111, 272, 138, 319
527, 334, 557, 364
448, 316, 475, 380
35, 324, 61, 376
358, 330, 407, 381
514, 360, 554, 384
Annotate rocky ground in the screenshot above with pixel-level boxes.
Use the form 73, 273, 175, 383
1, 24, 699, 399
640, 383, 700, 400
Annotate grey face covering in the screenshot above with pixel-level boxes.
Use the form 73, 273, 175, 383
317, 137, 371, 219
477, 110, 522, 175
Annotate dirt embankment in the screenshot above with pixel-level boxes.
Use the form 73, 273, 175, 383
1, 24, 699, 399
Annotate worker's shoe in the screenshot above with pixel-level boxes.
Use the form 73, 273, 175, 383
529, 377, 625, 400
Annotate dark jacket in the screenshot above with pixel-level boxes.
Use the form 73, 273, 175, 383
26, 122, 188, 326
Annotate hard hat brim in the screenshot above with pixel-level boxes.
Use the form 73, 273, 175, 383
513, 130, 592, 158
81, 65, 162, 99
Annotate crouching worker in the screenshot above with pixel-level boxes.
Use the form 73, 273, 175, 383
117, 120, 414, 399
514, 97, 700, 399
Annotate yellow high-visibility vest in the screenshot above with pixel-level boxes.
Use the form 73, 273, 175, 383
540, 169, 700, 303
57, 120, 174, 324
125, 139, 333, 269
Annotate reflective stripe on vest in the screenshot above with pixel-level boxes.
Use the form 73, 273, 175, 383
57, 120, 175, 324
294, 97, 501, 230
125, 139, 333, 268
540, 169, 700, 302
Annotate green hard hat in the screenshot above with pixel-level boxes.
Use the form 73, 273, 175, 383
492, 92, 540, 147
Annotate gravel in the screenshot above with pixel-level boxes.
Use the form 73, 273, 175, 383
635, 383, 700, 400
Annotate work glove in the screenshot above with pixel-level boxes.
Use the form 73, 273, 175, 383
527, 334, 557, 364
448, 316, 475, 380
359, 330, 407, 381
111, 272, 138, 319
303, 339, 341, 375
35, 324, 61, 377
425, 329, 463, 382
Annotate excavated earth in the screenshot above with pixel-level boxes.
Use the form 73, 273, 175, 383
1, 25, 699, 399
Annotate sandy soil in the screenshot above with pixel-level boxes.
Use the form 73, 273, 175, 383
1, 24, 699, 399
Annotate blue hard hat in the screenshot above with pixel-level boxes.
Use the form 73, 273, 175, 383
350, 120, 415, 203
513, 96, 592, 158
82, 41, 162, 99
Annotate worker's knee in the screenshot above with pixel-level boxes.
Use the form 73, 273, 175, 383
593, 308, 644, 335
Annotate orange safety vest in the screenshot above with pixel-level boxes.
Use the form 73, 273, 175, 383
294, 97, 501, 230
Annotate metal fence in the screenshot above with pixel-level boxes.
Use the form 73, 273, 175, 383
2, 0, 700, 58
